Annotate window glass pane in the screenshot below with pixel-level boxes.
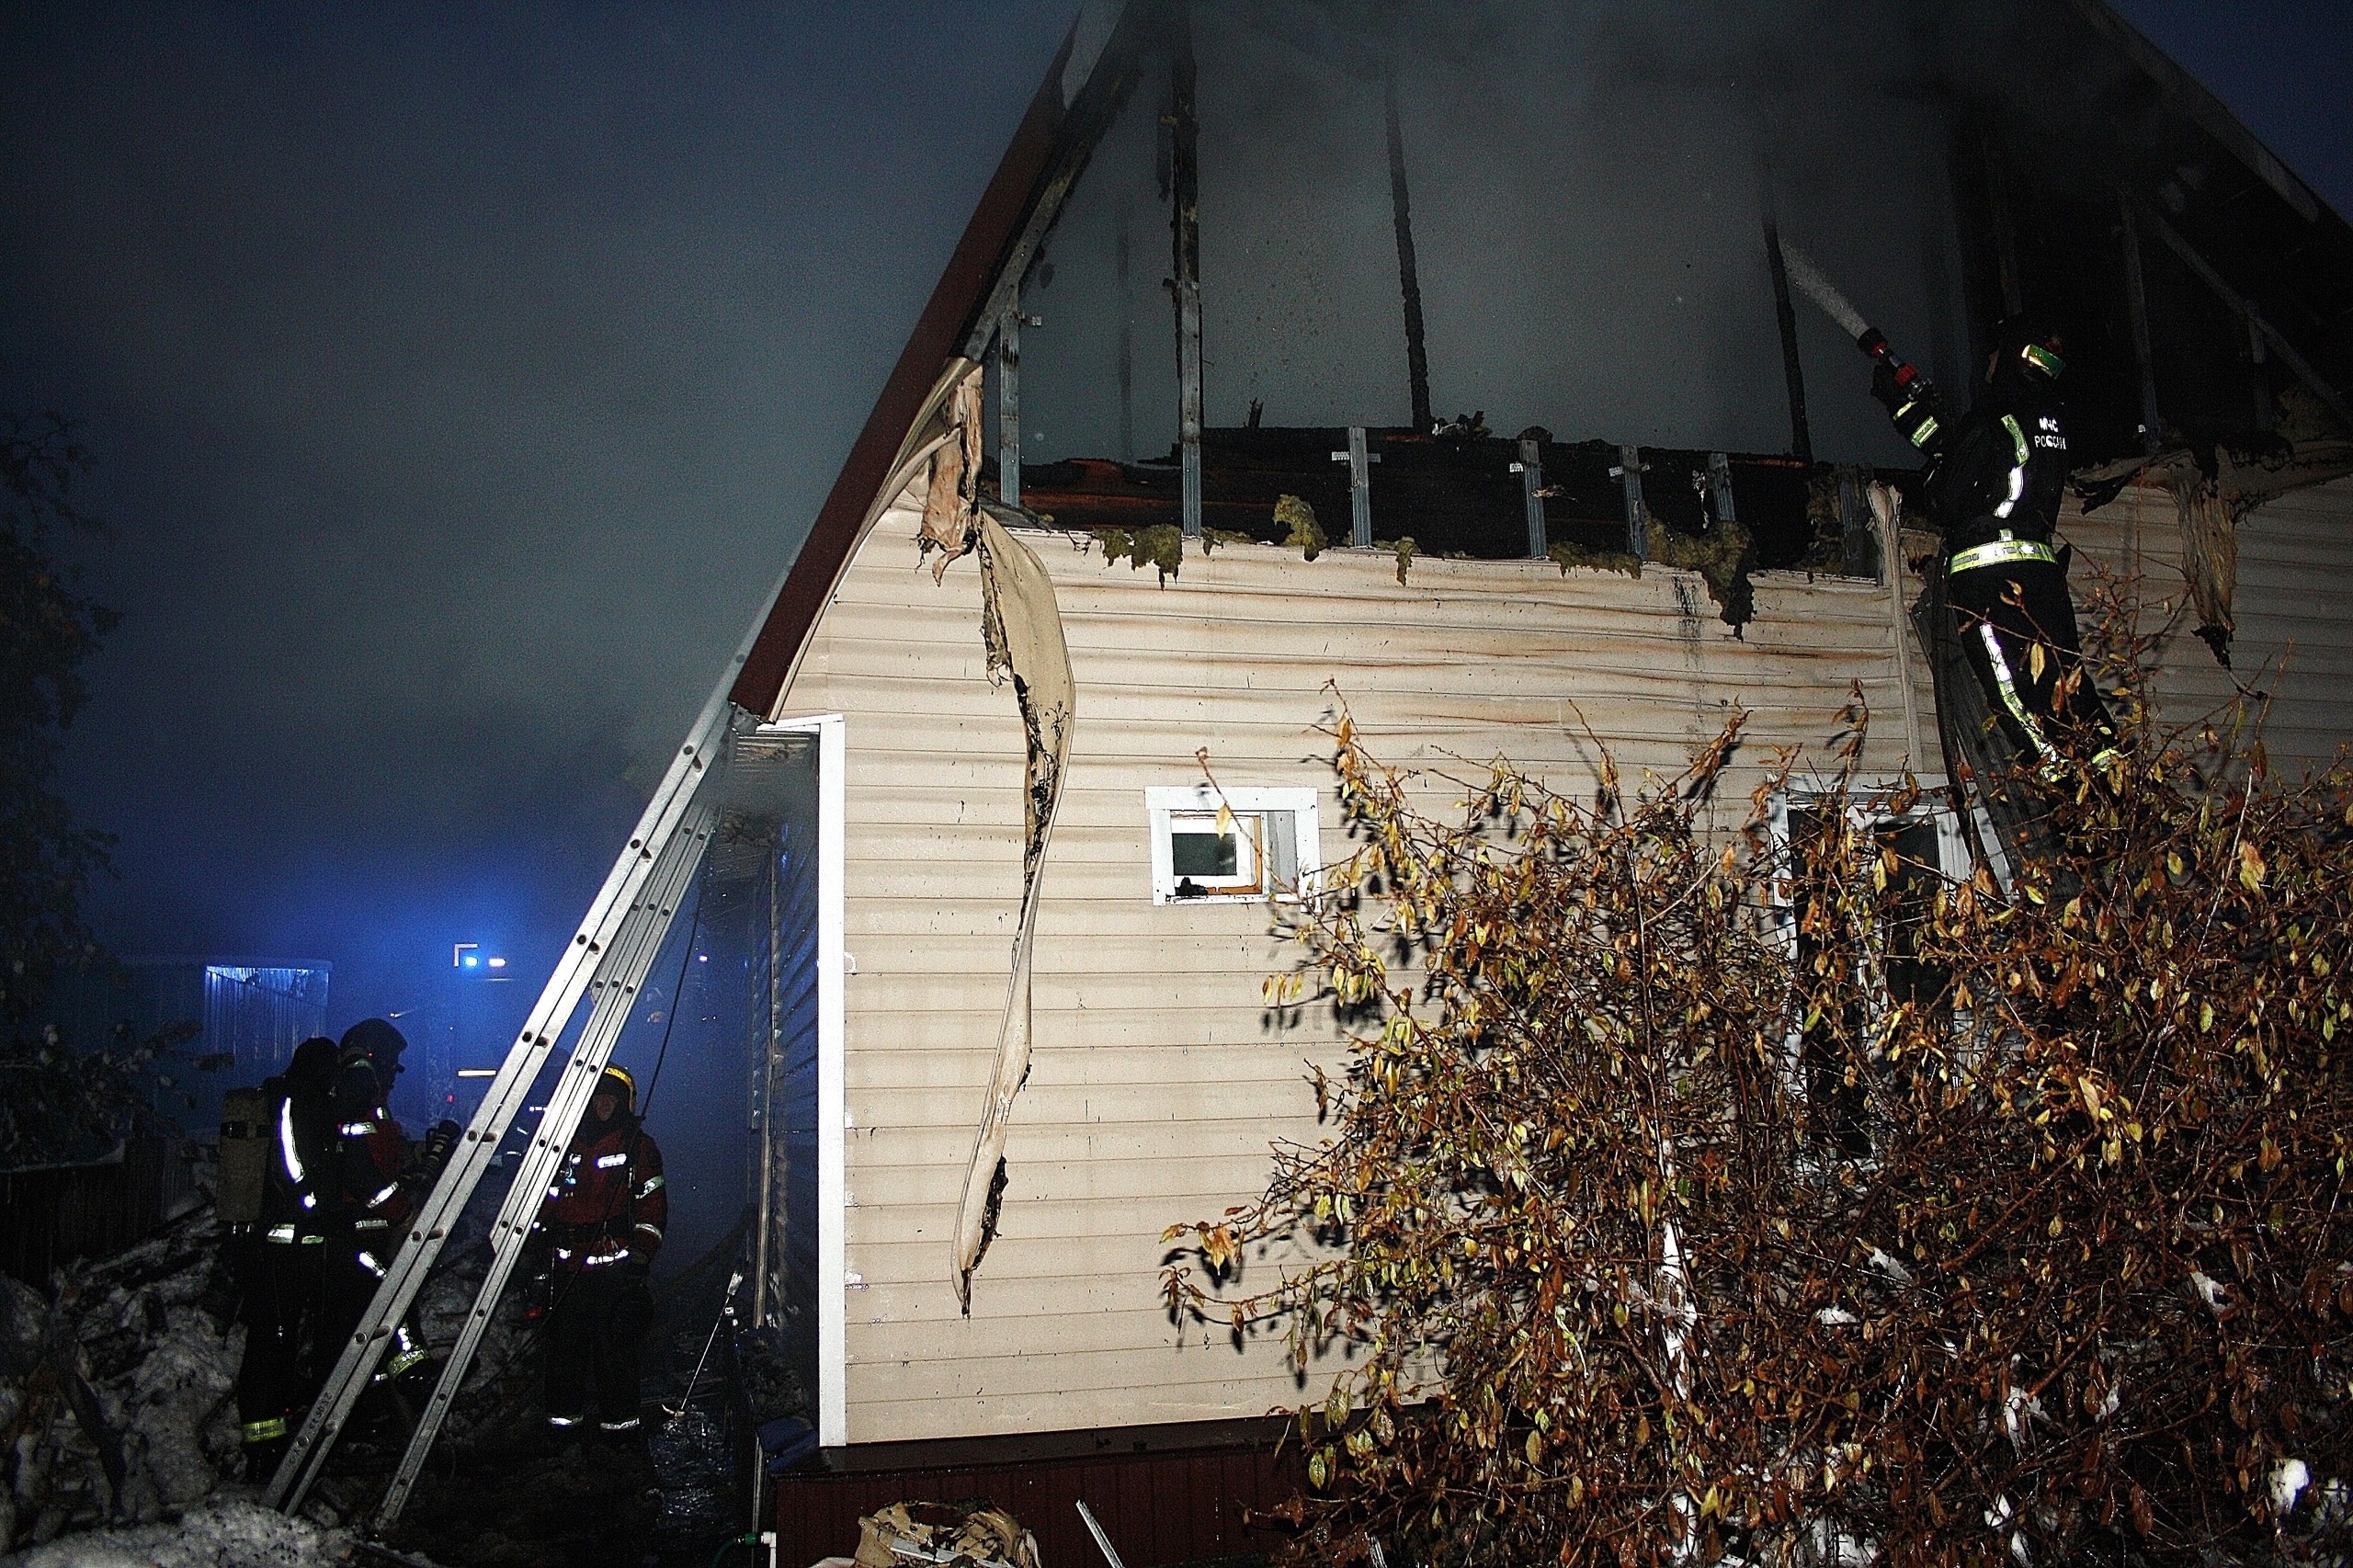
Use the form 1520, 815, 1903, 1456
1171, 829, 1239, 879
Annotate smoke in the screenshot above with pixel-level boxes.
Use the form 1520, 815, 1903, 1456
0, 3, 1069, 1256
1021, 0, 2022, 469
0, 2, 1067, 1012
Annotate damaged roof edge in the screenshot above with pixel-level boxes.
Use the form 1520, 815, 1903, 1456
2057, 0, 2326, 226
732, 2, 1148, 718
732, 0, 2335, 721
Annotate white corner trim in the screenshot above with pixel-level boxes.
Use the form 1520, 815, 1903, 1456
768, 711, 848, 1447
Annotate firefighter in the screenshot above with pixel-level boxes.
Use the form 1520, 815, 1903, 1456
233, 1035, 340, 1483
322, 1017, 434, 1385
1874, 312, 2120, 777
534, 1064, 666, 1449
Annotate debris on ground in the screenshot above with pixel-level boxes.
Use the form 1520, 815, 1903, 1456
0, 1203, 244, 1552
0, 1494, 355, 1568
2, 1176, 749, 1566
381, 1440, 662, 1568
733, 1324, 811, 1430
852, 1501, 1040, 1568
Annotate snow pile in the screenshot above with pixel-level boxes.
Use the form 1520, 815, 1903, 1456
0, 1207, 244, 1552
0, 1495, 351, 1568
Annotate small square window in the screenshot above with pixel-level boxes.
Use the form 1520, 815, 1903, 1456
1146, 787, 1319, 904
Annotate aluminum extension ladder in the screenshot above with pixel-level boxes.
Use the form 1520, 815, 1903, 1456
264, 687, 732, 1523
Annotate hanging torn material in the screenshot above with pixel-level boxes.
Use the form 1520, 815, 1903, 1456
915, 365, 986, 582
2168, 470, 2237, 666
951, 511, 1075, 1312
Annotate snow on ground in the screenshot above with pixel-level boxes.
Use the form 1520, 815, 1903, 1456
0, 1206, 246, 1552
0, 1495, 354, 1568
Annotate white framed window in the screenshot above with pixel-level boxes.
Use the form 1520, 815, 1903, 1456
1768, 780, 1974, 1158
1144, 786, 1320, 904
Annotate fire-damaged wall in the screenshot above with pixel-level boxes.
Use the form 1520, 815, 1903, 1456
964, 0, 2353, 605
779, 523, 1930, 1447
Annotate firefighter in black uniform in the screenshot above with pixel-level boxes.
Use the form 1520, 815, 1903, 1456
1874, 312, 2120, 776
233, 1035, 340, 1483
534, 1064, 667, 1449
323, 1018, 453, 1393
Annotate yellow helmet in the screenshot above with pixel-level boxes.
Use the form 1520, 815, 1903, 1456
597, 1064, 637, 1111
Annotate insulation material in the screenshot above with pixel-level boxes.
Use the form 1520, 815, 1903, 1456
913, 365, 986, 583
852, 1500, 1040, 1568
952, 515, 1075, 1312
2169, 470, 2238, 665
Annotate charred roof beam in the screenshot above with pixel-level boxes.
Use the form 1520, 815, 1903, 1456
2128, 191, 2353, 437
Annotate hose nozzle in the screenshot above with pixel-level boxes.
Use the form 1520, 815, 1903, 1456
1856, 326, 1921, 392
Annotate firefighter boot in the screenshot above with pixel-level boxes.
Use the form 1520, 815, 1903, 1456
243, 1431, 290, 1485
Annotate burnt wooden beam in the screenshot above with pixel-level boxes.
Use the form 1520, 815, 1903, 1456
1170, 3, 1203, 540
1839, 466, 1880, 582
1762, 217, 1814, 466
1384, 64, 1433, 434
1615, 445, 1648, 560
1115, 213, 1135, 461
996, 303, 1024, 506
1984, 142, 2024, 319
2120, 194, 2165, 456
1517, 437, 1546, 559
2249, 312, 2273, 434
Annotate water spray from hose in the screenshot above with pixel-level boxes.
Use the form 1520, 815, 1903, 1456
1779, 237, 1925, 396
1777, 240, 1869, 340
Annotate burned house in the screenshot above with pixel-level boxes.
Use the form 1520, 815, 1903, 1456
715, 2, 2353, 1559
244, 1, 2353, 1561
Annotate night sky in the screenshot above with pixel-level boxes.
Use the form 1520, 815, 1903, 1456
2, 2, 2347, 1200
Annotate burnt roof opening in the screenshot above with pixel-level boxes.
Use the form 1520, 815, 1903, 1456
975, 0, 2347, 585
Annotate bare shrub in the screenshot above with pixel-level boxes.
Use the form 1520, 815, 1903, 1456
1166, 676, 2353, 1565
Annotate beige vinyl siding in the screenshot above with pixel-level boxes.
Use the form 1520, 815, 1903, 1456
781, 524, 1928, 1445
779, 481, 2352, 1445
2063, 475, 2353, 779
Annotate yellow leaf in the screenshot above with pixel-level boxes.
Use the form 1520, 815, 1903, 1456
2028, 641, 2047, 682
1216, 802, 1234, 837
2239, 840, 2267, 892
